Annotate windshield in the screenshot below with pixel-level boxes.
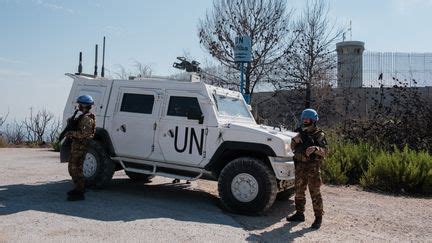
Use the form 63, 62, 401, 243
213, 94, 252, 119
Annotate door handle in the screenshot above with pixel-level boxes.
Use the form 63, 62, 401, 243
120, 124, 127, 133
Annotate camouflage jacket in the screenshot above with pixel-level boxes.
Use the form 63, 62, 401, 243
67, 112, 96, 141
290, 127, 328, 163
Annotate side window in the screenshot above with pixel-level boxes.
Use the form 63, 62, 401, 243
167, 96, 202, 117
120, 93, 154, 114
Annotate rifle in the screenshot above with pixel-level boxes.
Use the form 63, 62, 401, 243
58, 110, 79, 141
294, 127, 317, 161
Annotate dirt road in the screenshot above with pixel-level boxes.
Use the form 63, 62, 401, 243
1, 148, 431, 242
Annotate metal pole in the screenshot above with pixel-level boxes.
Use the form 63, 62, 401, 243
240, 63, 245, 97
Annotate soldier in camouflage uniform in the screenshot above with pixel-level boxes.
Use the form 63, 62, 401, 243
65, 95, 96, 201
286, 108, 328, 229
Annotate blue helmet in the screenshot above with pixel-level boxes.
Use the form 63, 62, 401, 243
301, 108, 319, 122
77, 95, 94, 105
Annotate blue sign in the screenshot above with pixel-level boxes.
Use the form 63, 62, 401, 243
234, 36, 252, 63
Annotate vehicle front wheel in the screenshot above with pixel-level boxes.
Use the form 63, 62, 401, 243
83, 140, 115, 189
218, 157, 278, 215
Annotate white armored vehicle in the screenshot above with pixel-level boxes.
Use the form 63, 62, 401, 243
61, 72, 296, 214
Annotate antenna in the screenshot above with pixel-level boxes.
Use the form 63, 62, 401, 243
77, 52, 83, 74
94, 44, 98, 77
101, 36, 106, 77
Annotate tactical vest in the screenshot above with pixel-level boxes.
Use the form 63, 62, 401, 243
293, 127, 325, 162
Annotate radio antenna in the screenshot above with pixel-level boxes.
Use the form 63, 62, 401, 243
77, 52, 83, 74
94, 44, 98, 77
101, 37, 106, 77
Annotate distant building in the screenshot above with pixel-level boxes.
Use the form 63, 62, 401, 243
336, 41, 365, 88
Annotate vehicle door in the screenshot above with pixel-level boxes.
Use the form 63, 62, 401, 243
157, 91, 207, 166
110, 88, 160, 159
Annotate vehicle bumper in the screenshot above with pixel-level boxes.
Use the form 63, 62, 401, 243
268, 156, 295, 181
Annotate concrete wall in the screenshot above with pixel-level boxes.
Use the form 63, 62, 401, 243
253, 86, 432, 127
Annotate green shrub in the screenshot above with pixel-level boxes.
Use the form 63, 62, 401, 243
0, 138, 7, 148
322, 140, 374, 184
52, 140, 61, 152
321, 154, 348, 184
26, 141, 39, 148
360, 146, 432, 195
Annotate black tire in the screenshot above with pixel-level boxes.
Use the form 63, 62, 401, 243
126, 172, 154, 183
84, 140, 115, 189
218, 157, 277, 215
276, 187, 295, 201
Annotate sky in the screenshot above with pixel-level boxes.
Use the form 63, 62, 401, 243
0, 0, 432, 121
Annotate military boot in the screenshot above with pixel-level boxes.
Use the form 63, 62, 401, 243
311, 216, 322, 229
67, 191, 85, 201
67, 189, 79, 196
286, 212, 305, 222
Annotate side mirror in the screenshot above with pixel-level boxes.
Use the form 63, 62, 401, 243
247, 105, 252, 112
187, 110, 204, 124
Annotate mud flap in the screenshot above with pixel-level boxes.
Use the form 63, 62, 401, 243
60, 139, 71, 163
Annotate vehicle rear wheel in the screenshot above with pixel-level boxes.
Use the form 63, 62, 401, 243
218, 157, 277, 215
125, 172, 154, 183
84, 140, 115, 189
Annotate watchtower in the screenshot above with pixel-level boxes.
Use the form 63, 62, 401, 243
336, 41, 365, 88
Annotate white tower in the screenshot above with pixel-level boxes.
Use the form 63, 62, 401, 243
336, 41, 365, 88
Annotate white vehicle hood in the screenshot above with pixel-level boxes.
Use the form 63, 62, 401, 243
219, 122, 297, 157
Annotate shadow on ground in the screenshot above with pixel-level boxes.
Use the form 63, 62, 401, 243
0, 178, 296, 234
246, 221, 316, 242
229, 195, 310, 242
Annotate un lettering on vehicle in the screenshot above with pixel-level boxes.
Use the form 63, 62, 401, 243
174, 126, 204, 155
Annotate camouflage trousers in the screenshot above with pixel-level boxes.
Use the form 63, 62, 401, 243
68, 141, 88, 192
294, 161, 323, 217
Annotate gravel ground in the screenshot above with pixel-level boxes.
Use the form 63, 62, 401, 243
1, 148, 431, 242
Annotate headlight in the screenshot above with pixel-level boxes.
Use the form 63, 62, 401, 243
285, 143, 290, 152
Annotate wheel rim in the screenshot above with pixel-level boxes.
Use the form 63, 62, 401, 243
83, 153, 98, 178
231, 173, 259, 203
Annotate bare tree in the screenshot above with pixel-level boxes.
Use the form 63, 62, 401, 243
23, 108, 54, 143
0, 110, 9, 129
114, 61, 153, 79
113, 65, 132, 79
198, 0, 297, 101
278, 0, 343, 108
5, 120, 25, 144
134, 61, 153, 78
49, 118, 62, 143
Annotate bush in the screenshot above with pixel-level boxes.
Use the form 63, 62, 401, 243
360, 146, 432, 195
0, 138, 7, 148
52, 140, 61, 152
322, 140, 374, 184
321, 154, 348, 184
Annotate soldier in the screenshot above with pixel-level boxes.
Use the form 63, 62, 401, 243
286, 108, 328, 229
65, 95, 96, 201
